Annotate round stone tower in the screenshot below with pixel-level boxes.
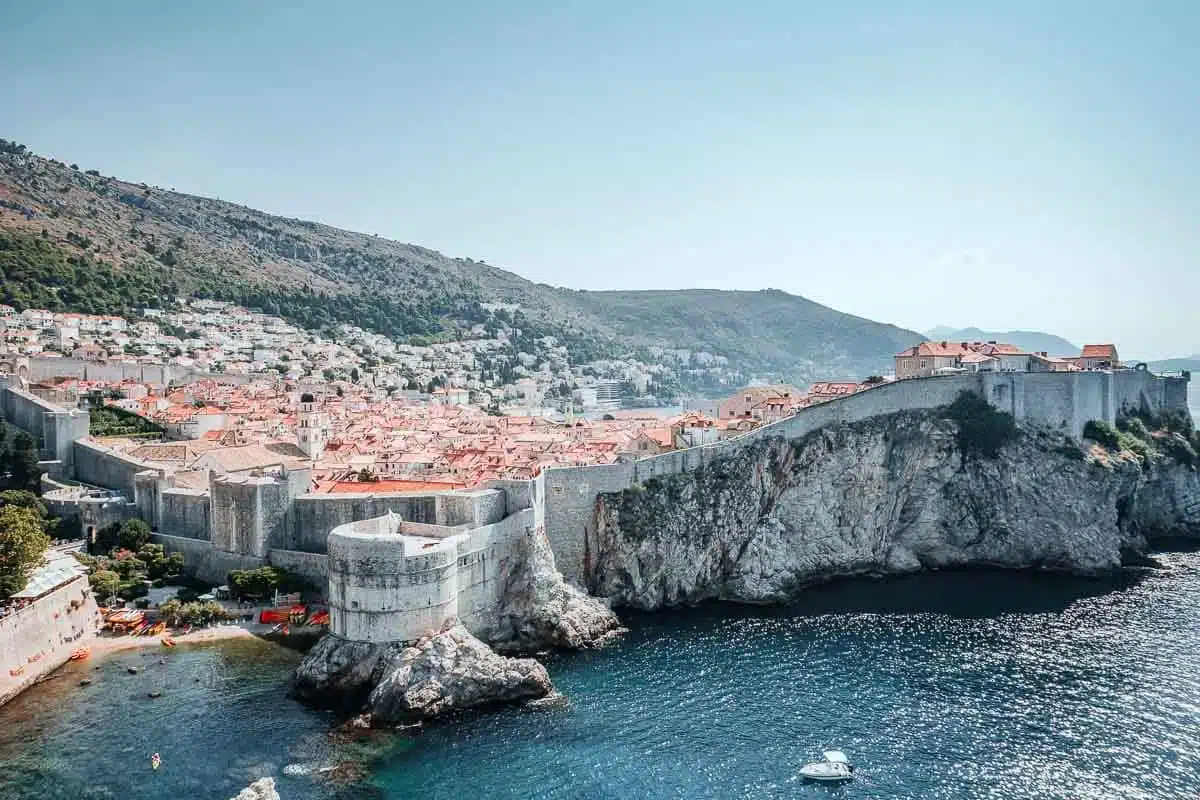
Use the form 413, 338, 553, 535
326, 513, 459, 644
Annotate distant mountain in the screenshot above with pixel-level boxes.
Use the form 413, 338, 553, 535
925, 326, 1080, 356
1141, 356, 1200, 372
0, 138, 922, 382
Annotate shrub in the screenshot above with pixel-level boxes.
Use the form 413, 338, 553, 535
1083, 421, 1121, 450
1116, 431, 1152, 463
1162, 433, 1198, 468
943, 391, 1017, 460
1116, 416, 1150, 439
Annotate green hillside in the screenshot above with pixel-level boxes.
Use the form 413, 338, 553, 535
0, 138, 922, 380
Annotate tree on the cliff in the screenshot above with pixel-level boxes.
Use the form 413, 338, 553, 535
88, 569, 121, 602
4, 432, 43, 493
0, 505, 50, 599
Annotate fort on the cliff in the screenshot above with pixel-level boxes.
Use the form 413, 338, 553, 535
4, 368, 1189, 647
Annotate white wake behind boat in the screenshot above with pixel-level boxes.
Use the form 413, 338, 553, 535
799, 750, 854, 782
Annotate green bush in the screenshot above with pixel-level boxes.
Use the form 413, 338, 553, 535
1083, 421, 1121, 450
228, 566, 310, 599
943, 391, 1018, 460
1116, 431, 1152, 463
1162, 433, 1198, 468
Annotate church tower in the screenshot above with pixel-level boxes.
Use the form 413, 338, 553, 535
296, 392, 329, 460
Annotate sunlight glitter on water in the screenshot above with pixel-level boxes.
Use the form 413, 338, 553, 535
3, 556, 1200, 799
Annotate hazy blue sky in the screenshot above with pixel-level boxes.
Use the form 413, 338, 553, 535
3, 1, 1197, 358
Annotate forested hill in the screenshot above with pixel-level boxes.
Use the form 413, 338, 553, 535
0, 139, 921, 380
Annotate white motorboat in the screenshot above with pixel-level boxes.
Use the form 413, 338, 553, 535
799, 750, 854, 782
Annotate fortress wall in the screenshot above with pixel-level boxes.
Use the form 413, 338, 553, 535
0, 575, 100, 707
0, 385, 89, 465
159, 489, 210, 540
287, 494, 438, 553
150, 532, 265, 585
267, 549, 329, 588
541, 462, 636, 586
454, 509, 533, 640
399, 520, 471, 539
435, 489, 506, 527
481, 479, 535, 515
73, 440, 160, 500
210, 478, 270, 558
27, 358, 171, 385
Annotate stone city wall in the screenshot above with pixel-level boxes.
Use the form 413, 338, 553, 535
159, 489, 211, 540
266, 549, 329, 588
326, 514, 459, 643
0, 575, 100, 707
73, 439, 164, 501
286, 493, 439, 553
150, 532, 265, 585
540, 371, 1191, 584
0, 382, 89, 465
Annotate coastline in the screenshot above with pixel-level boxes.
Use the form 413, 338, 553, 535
88, 623, 266, 655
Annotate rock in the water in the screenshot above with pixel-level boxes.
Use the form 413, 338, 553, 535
229, 777, 279, 800
292, 634, 405, 707
368, 623, 551, 722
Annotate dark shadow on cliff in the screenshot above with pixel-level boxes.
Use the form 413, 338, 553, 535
615, 566, 1151, 628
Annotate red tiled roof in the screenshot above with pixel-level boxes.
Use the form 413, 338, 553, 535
1081, 344, 1118, 359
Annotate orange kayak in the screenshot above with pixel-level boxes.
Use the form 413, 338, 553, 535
69, 647, 90, 661
160, 638, 176, 648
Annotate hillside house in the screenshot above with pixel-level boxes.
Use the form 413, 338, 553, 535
719, 385, 802, 419
1075, 344, 1119, 370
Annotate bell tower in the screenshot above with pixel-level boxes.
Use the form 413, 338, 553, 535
296, 392, 329, 460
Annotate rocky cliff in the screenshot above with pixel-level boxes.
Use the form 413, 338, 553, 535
589, 408, 1200, 609
229, 778, 279, 800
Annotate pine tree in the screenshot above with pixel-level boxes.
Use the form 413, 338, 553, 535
5, 433, 41, 493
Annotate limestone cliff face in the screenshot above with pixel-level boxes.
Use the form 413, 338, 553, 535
488, 526, 624, 654
589, 411, 1200, 609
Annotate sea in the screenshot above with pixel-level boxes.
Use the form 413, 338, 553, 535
3, 554, 1200, 800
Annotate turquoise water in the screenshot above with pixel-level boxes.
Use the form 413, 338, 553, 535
4, 554, 1200, 799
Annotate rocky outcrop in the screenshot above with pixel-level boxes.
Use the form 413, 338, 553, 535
490, 526, 624, 653
589, 410, 1200, 609
368, 623, 551, 722
294, 523, 622, 725
292, 633, 407, 708
296, 624, 551, 725
229, 778, 280, 800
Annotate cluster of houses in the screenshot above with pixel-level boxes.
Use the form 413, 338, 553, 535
894, 341, 1120, 379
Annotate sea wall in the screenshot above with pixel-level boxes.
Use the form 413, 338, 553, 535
0, 574, 100, 706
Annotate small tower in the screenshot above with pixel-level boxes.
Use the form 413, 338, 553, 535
296, 392, 329, 460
